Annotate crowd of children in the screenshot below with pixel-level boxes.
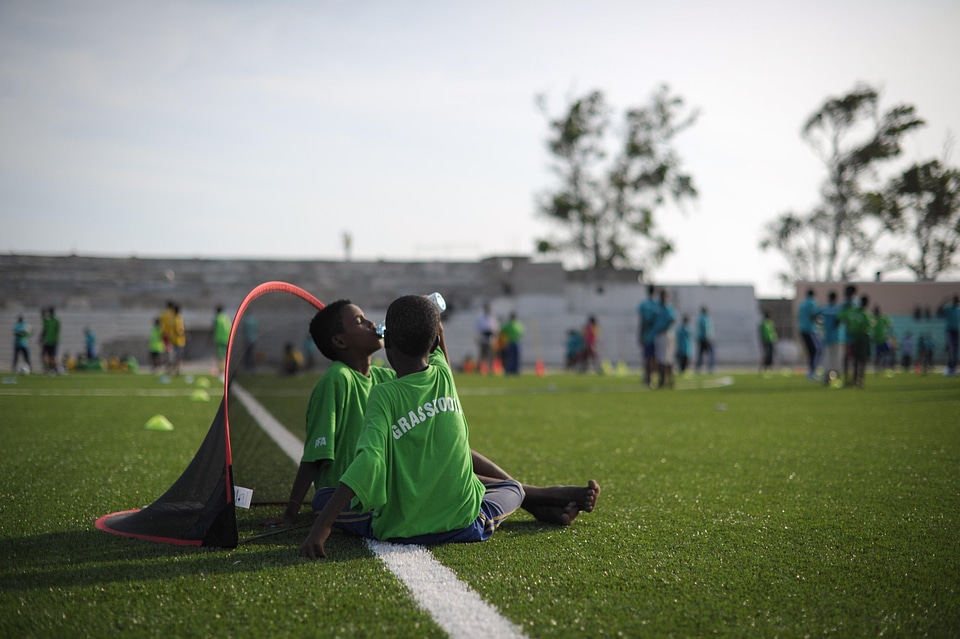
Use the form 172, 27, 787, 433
787, 286, 959, 388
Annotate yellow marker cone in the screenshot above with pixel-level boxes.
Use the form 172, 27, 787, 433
191, 389, 211, 402
145, 415, 174, 431
196, 376, 211, 388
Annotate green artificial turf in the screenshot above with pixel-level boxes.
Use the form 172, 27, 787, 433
1, 370, 958, 637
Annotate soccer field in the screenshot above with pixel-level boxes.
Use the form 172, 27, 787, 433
1, 370, 958, 638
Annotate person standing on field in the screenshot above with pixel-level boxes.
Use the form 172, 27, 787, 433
498, 312, 525, 375
149, 318, 165, 372
695, 306, 715, 374
819, 291, 843, 385
675, 314, 692, 375
213, 305, 232, 376
798, 289, 821, 381
840, 295, 874, 388
759, 311, 777, 375
169, 305, 187, 375
638, 284, 659, 387
41, 307, 61, 374
582, 315, 601, 373
12, 316, 32, 372
474, 303, 499, 374
159, 300, 177, 369
941, 294, 959, 376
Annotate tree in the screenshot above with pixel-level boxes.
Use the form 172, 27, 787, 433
760, 83, 925, 284
535, 85, 698, 270
866, 156, 960, 280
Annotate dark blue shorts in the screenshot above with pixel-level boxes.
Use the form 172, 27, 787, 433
643, 342, 655, 359
311, 479, 524, 545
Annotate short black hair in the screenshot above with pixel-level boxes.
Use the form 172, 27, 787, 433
384, 295, 439, 357
309, 299, 352, 362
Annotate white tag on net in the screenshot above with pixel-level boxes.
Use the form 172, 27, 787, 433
234, 486, 253, 509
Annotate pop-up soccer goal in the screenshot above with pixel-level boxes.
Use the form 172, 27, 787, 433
96, 282, 325, 548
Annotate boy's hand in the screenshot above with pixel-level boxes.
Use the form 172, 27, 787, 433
298, 523, 332, 560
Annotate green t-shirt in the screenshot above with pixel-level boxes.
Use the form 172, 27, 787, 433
43, 316, 60, 346
871, 314, 892, 342
340, 349, 485, 541
840, 305, 874, 337
303, 362, 396, 491
500, 320, 525, 344
149, 326, 164, 353
760, 319, 777, 344
214, 312, 232, 346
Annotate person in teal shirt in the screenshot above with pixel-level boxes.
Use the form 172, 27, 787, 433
695, 306, 715, 374
675, 314, 692, 375
638, 285, 660, 386
798, 289, 821, 381
651, 289, 677, 388
871, 306, 894, 373
942, 294, 959, 376
819, 291, 843, 384
12, 316, 32, 372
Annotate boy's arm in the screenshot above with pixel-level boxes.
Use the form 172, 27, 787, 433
299, 482, 356, 560
436, 321, 450, 366
263, 460, 326, 526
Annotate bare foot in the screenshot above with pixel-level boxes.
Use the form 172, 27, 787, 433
525, 501, 580, 526
584, 479, 600, 512
523, 480, 601, 515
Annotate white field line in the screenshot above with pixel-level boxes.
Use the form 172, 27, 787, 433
230, 382, 527, 639
0, 388, 200, 397
230, 383, 303, 462
368, 540, 526, 639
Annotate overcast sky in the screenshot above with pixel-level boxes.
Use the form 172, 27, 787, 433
1, 0, 958, 297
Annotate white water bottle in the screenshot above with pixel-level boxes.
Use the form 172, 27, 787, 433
427, 292, 446, 313
376, 292, 445, 338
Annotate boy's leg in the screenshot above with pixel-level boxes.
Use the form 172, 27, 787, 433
471, 451, 601, 526
311, 487, 375, 538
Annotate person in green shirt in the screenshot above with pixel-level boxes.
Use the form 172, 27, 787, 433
300, 296, 599, 559
149, 318, 165, 372
41, 306, 61, 374
840, 295, 875, 388
213, 305, 232, 375
499, 312, 525, 374
759, 312, 777, 375
263, 299, 395, 527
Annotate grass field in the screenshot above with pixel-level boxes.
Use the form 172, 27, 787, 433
1, 369, 958, 638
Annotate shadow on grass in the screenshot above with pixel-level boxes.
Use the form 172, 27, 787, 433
0, 527, 370, 593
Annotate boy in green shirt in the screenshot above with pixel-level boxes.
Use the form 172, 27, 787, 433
840, 295, 875, 388
264, 299, 395, 527
300, 296, 598, 558
759, 312, 777, 374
